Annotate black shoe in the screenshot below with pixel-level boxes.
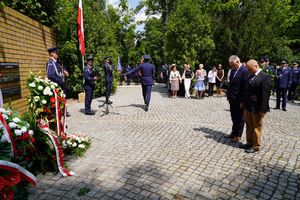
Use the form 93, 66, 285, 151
273, 107, 280, 110
145, 105, 149, 112
245, 147, 259, 153
66, 112, 71, 117
106, 100, 113, 105
282, 108, 287, 111
239, 143, 252, 149
85, 111, 95, 115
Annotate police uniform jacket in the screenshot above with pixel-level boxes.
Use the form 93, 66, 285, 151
276, 67, 292, 88
129, 62, 155, 85
291, 68, 300, 84
46, 59, 63, 87
244, 70, 272, 113
83, 65, 95, 87
104, 62, 114, 82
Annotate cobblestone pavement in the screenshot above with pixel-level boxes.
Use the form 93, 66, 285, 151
29, 84, 300, 200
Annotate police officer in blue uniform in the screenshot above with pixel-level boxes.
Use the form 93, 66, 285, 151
126, 54, 155, 112
83, 56, 98, 115
103, 56, 114, 104
274, 59, 292, 111
288, 61, 300, 102
46, 47, 64, 88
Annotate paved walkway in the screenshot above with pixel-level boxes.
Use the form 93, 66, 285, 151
29, 84, 300, 200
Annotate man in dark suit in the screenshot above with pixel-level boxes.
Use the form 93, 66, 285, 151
226, 55, 249, 142
274, 59, 292, 111
83, 56, 98, 115
125, 54, 155, 112
288, 61, 299, 102
240, 59, 272, 153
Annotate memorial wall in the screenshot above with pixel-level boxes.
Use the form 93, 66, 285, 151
0, 6, 56, 113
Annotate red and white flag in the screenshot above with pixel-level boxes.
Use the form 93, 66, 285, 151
77, 0, 85, 56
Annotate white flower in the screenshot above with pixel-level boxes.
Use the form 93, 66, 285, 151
34, 96, 40, 102
12, 117, 21, 123
0, 108, 6, 113
28, 130, 34, 135
2, 114, 8, 120
53, 83, 58, 87
41, 100, 47, 104
78, 144, 85, 149
0, 135, 7, 143
38, 85, 44, 91
34, 78, 40, 83
77, 139, 82, 143
29, 82, 36, 87
67, 140, 72, 146
14, 129, 22, 136
43, 87, 52, 95
50, 85, 55, 89
21, 126, 27, 133
72, 143, 77, 147
8, 122, 17, 129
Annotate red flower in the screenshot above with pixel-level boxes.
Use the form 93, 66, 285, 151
28, 147, 35, 153
51, 104, 56, 109
50, 97, 55, 103
29, 137, 36, 144
23, 133, 30, 140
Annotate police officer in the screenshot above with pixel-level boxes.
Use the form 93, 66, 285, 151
126, 54, 155, 112
288, 61, 300, 102
46, 47, 64, 88
83, 56, 98, 115
274, 59, 292, 111
103, 56, 114, 104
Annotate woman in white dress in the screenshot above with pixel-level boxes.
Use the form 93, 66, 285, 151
182, 64, 194, 98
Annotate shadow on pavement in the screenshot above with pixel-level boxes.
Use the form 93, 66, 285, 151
193, 127, 239, 148
116, 104, 145, 111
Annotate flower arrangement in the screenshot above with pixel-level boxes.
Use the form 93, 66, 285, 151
0, 108, 35, 169
26, 73, 65, 123
61, 134, 91, 157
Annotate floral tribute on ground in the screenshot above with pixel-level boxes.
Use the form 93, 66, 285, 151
0, 73, 91, 200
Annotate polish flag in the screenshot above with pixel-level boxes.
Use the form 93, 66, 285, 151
77, 0, 85, 56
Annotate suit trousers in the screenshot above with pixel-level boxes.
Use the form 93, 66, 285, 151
244, 110, 264, 150
142, 84, 152, 105
288, 82, 297, 101
276, 88, 287, 109
229, 100, 244, 137
184, 79, 191, 98
84, 86, 93, 113
106, 80, 112, 101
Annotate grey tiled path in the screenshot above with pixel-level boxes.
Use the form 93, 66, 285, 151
29, 84, 300, 200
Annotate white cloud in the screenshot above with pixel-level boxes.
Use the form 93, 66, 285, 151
107, 0, 119, 7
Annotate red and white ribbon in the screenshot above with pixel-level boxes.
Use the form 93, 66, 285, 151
38, 119, 74, 177
53, 89, 61, 137
0, 160, 37, 186
53, 89, 67, 138
0, 113, 17, 158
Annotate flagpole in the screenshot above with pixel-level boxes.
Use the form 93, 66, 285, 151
82, 55, 85, 70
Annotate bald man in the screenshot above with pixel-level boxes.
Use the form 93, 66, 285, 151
240, 59, 272, 153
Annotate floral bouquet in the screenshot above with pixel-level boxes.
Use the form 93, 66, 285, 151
26, 73, 65, 123
0, 108, 35, 169
61, 134, 91, 157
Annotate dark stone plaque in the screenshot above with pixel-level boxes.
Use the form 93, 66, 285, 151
0, 62, 21, 103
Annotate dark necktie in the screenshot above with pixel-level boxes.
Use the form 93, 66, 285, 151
229, 69, 236, 81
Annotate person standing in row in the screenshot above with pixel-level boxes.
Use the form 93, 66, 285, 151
103, 56, 114, 105
194, 64, 206, 99
274, 59, 292, 111
288, 61, 299, 102
125, 55, 155, 112
46, 47, 64, 88
226, 55, 249, 142
216, 64, 224, 97
83, 56, 98, 115
182, 64, 194, 98
207, 66, 217, 97
240, 59, 272, 153
169, 64, 181, 99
